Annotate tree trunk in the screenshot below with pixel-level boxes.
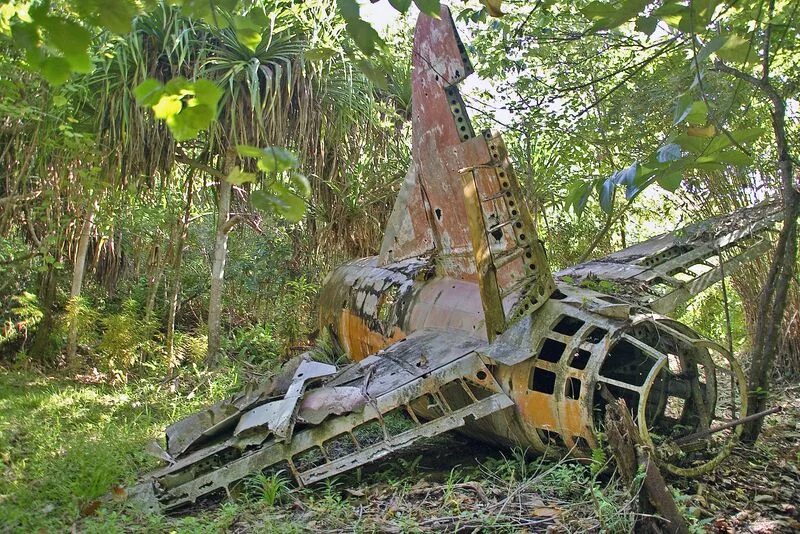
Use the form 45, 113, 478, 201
206, 156, 234, 366
741, 97, 799, 441
30, 263, 58, 361
712, 59, 800, 442
66, 199, 97, 365
166, 175, 194, 372
144, 241, 165, 322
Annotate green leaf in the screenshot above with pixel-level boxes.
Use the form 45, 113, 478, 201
177, 103, 215, 130
152, 94, 182, 119
657, 143, 682, 163
52, 95, 68, 107
652, 1, 691, 29
615, 162, 638, 186
674, 97, 707, 125
674, 133, 708, 154
581, 0, 649, 33
566, 181, 591, 217
389, 0, 413, 13
716, 33, 754, 64
191, 79, 222, 107
695, 34, 729, 65
673, 94, 692, 124
251, 185, 307, 223
714, 149, 752, 166
251, 189, 277, 213
634, 15, 658, 35
236, 145, 264, 158
304, 47, 338, 61
625, 174, 655, 200
226, 167, 257, 185
703, 127, 765, 154
28, 0, 51, 22
179, 0, 213, 20
691, 159, 725, 171
135, 78, 220, 140
656, 169, 682, 192
726, 127, 765, 146
414, 0, 442, 18
599, 177, 616, 214
163, 77, 190, 95
337, 0, 360, 21
356, 59, 388, 90
39, 56, 71, 85
133, 78, 164, 106
685, 100, 708, 125
233, 15, 262, 51
269, 182, 306, 222
290, 172, 311, 198
95, 0, 138, 34
40, 18, 93, 72
257, 147, 299, 173
10, 20, 41, 51
346, 19, 383, 55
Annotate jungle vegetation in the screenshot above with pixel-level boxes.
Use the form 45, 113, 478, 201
0, 0, 797, 531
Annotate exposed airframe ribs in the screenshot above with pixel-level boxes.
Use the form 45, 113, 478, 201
556, 200, 784, 313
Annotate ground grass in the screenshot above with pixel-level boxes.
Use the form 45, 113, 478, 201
4, 366, 794, 533
0, 367, 620, 532
0, 367, 265, 532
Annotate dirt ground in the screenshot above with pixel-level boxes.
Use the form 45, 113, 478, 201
685, 384, 800, 533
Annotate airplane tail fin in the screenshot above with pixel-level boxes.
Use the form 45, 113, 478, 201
378, 6, 554, 334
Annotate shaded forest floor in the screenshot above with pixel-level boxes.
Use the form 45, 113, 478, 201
0, 367, 798, 533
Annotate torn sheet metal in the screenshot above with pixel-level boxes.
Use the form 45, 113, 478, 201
130, 330, 509, 512
297, 387, 366, 425
234, 360, 336, 439
165, 355, 306, 456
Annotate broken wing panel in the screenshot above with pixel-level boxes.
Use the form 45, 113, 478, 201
129, 330, 513, 512
556, 200, 784, 314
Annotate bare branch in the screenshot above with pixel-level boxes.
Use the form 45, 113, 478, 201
221, 214, 243, 234
175, 153, 226, 180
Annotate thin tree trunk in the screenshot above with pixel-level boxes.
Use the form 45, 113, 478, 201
66, 199, 97, 364
713, 59, 800, 441
144, 241, 164, 321
166, 175, 194, 371
30, 263, 58, 360
206, 155, 235, 366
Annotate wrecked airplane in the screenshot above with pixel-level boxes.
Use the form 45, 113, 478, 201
128, 5, 786, 512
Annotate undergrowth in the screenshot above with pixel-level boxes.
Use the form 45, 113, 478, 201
0, 367, 247, 532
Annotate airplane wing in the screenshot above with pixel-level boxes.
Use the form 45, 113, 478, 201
128, 329, 513, 512
555, 200, 785, 314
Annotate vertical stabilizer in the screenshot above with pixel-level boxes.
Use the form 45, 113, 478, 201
378, 5, 554, 319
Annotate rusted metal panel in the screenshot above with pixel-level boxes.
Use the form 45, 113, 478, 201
164, 355, 306, 457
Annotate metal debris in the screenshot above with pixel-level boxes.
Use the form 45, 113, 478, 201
234, 360, 336, 439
